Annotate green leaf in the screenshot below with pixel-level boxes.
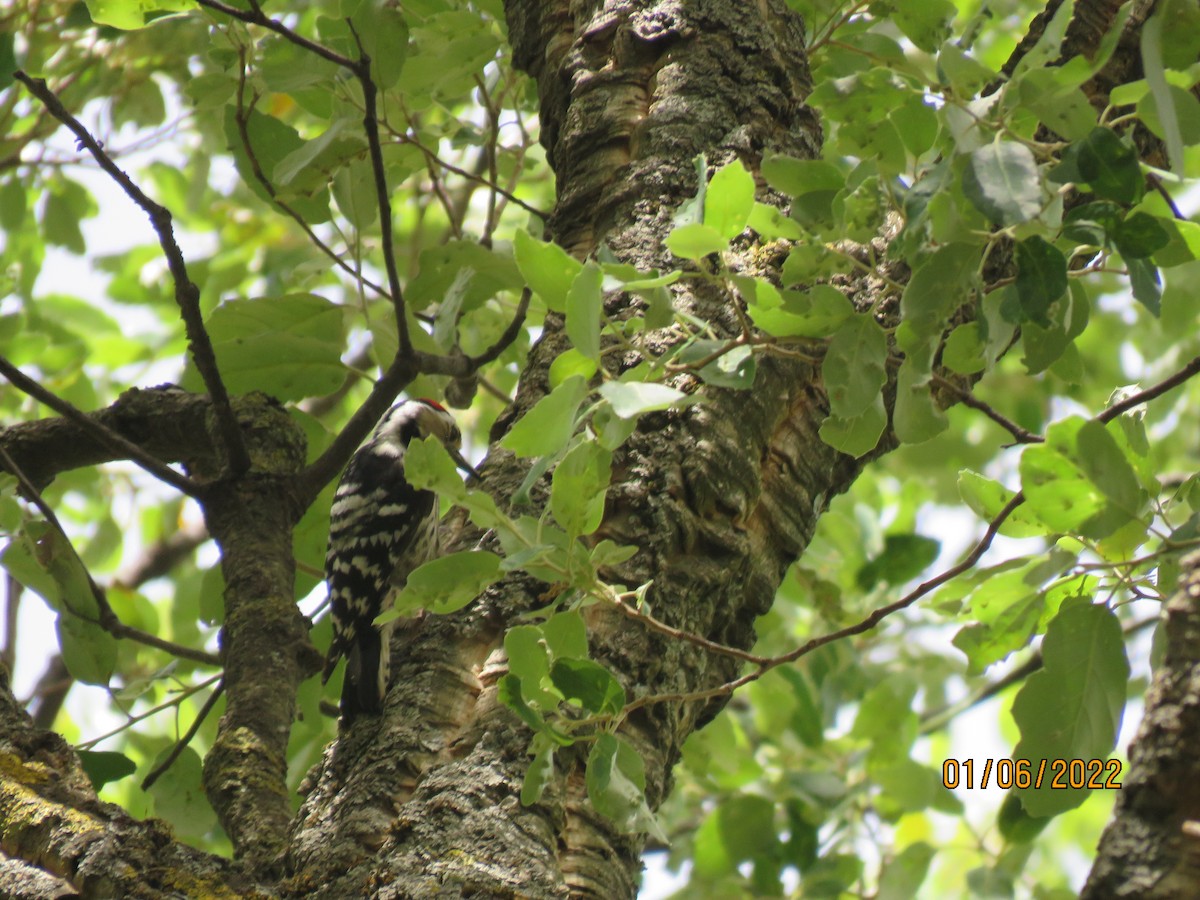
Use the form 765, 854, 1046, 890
878, 843, 935, 900
504, 625, 556, 710
748, 283, 853, 339
146, 746, 215, 844
551, 441, 612, 537
0, 33, 15, 92
1020, 417, 1146, 539
273, 119, 366, 193
997, 793, 1052, 844
383, 550, 501, 619
549, 348, 599, 388
350, 0, 409, 89
704, 160, 755, 240
962, 142, 1042, 225
332, 159, 378, 228
501, 376, 588, 457
937, 43, 997, 98
1113, 213, 1170, 260
498, 673, 554, 736
675, 341, 757, 389
542, 610, 589, 660
760, 155, 844, 197
942, 323, 986, 374
1020, 280, 1089, 374
190, 294, 345, 401
694, 795, 780, 879
77, 750, 137, 789
1012, 601, 1129, 816
856, 534, 940, 590
1153, 218, 1200, 267
84, 0, 192, 29
596, 381, 687, 419
819, 394, 887, 457
43, 178, 95, 254
746, 202, 804, 240
565, 262, 603, 361
1127, 257, 1162, 316
513, 231, 581, 313
1141, 11, 1186, 177
893, 358, 947, 444
1075, 128, 1143, 204
957, 471, 1047, 538
952, 589, 1043, 674
823, 314, 887, 419
0, 178, 26, 230
407, 241, 523, 314
900, 243, 978, 337
1016, 68, 1097, 141
1062, 200, 1122, 246
403, 435, 469, 502
586, 734, 667, 841
892, 0, 955, 51
1014, 237, 1067, 327
521, 742, 556, 806
665, 222, 728, 260
223, 107, 330, 224
550, 658, 626, 714
58, 614, 117, 686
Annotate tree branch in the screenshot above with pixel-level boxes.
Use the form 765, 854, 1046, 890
13, 72, 251, 478
347, 21, 411, 354
0, 357, 201, 496
931, 373, 1044, 444
194, 0, 357, 69
1097, 354, 1200, 423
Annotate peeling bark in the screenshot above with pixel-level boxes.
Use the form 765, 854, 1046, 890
1082, 552, 1200, 898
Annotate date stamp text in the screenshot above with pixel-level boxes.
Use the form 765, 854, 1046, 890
941, 758, 1123, 790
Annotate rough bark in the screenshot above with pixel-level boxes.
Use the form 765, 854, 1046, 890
0, 666, 263, 899
1081, 551, 1200, 898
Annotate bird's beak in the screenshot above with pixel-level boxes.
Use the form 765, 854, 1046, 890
450, 448, 482, 481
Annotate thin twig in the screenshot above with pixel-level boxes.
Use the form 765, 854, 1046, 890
1098, 354, 1200, 423
229, 57, 392, 303
77, 673, 223, 750
14, 73, 250, 477
623, 493, 1025, 716
1149, 175, 1186, 220
347, 21, 411, 354
194, 0, 356, 69
931, 373, 1044, 444
141, 679, 226, 790
603, 588, 768, 665
467, 287, 532, 369
0, 355, 199, 496
919, 615, 1157, 734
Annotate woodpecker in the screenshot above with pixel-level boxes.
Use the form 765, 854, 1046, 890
322, 399, 475, 721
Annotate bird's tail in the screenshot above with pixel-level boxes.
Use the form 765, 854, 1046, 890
340, 629, 387, 722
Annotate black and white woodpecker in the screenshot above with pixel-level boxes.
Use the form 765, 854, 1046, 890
322, 399, 477, 721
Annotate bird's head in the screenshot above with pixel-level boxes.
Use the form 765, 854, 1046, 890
373, 399, 478, 477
